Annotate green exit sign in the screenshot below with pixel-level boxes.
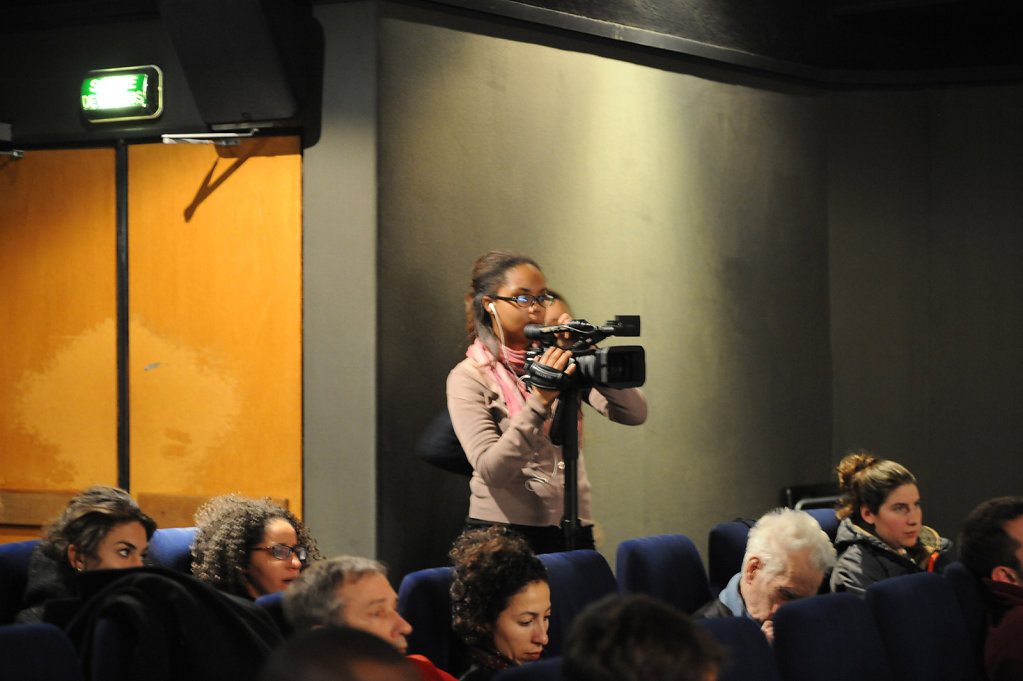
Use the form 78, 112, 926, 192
81, 65, 163, 123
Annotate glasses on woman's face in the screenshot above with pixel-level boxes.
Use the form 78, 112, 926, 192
252, 544, 309, 562
494, 294, 556, 309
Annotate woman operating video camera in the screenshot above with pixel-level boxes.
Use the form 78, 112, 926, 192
446, 250, 647, 554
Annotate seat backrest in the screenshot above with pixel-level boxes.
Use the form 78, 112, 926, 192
865, 571, 982, 681
397, 566, 470, 677
147, 526, 198, 574
255, 590, 292, 637
943, 560, 988, 676
0, 539, 41, 624
493, 657, 563, 681
803, 508, 840, 541
0, 621, 85, 681
772, 593, 895, 681
697, 616, 782, 681
707, 520, 752, 594
615, 534, 712, 614
538, 550, 617, 657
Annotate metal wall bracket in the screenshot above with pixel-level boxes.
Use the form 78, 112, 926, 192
161, 129, 260, 147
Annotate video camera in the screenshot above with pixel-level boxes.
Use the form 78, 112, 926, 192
523, 315, 645, 390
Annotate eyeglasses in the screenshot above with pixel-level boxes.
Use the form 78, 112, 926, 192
493, 294, 556, 309
252, 544, 309, 562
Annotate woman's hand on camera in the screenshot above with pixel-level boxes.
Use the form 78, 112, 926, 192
532, 345, 576, 408
552, 313, 574, 348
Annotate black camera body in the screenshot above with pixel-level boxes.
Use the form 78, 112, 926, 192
523, 315, 645, 390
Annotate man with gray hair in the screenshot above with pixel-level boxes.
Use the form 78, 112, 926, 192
283, 556, 457, 681
695, 508, 837, 642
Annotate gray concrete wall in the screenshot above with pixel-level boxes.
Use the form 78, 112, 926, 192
304, 1, 1023, 583
373, 3, 833, 579
829, 85, 1023, 546
303, 2, 379, 558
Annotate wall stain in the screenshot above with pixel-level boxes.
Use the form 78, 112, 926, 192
129, 318, 241, 490
6, 319, 118, 487
2, 318, 242, 492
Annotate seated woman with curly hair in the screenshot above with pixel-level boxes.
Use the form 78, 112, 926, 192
449, 526, 550, 681
191, 494, 322, 599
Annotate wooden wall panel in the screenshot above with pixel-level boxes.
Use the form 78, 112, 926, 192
126, 138, 303, 518
0, 149, 118, 543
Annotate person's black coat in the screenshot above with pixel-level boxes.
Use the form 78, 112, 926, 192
63, 566, 282, 681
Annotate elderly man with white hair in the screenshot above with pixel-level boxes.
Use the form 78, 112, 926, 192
695, 508, 837, 642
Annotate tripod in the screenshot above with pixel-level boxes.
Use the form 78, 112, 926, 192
549, 386, 584, 551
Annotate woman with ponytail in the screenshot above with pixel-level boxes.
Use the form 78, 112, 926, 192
446, 250, 646, 554
829, 450, 951, 596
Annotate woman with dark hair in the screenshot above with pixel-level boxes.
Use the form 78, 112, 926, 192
447, 250, 646, 554
449, 526, 550, 680
830, 450, 951, 596
191, 494, 322, 599
17, 485, 157, 622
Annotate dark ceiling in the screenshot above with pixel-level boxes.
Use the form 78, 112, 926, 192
1, 0, 160, 29
826, 0, 1023, 72
3, 0, 1023, 80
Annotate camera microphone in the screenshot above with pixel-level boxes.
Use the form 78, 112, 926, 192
524, 324, 562, 341
525, 319, 598, 341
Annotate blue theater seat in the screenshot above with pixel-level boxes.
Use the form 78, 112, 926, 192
147, 526, 198, 574
707, 520, 753, 594
616, 534, 712, 614
0, 540, 40, 624
494, 657, 563, 681
865, 571, 983, 681
0, 621, 85, 681
255, 590, 291, 636
943, 560, 988, 678
698, 616, 781, 681
804, 508, 840, 540
397, 566, 471, 677
772, 593, 894, 681
537, 550, 617, 658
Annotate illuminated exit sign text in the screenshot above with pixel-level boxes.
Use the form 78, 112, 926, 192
81, 65, 163, 123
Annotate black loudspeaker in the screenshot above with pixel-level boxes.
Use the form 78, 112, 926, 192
160, 0, 314, 128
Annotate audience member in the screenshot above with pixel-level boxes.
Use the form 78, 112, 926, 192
449, 526, 550, 680
830, 451, 950, 596
260, 626, 420, 681
191, 494, 322, 599
16, 485, 156, 623
448, 251, 646, 554
695, 507, 836, 643
564, 592, 723, 681
283, 555, 458, 681
959, 496, 1023, 681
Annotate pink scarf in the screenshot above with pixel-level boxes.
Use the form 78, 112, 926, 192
465, 340, 583, 444
466, 339, 532, 417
